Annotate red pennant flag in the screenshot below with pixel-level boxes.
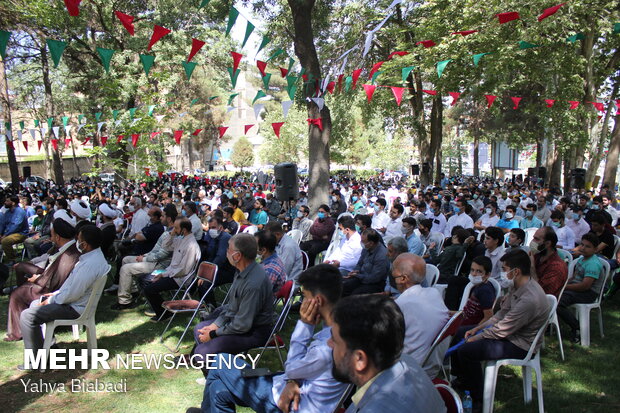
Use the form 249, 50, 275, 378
6, 140, 14, 150
158, 171, 163, 179
114, 11, 135, 35
422, 89, 437, 96
171, 173, 177, 181
568, 101, 580, 110
256, 60, 267, 77
279, 67, 288, 77
192, 129, 203, 136
231, 52, 243, 73
271, 122, 285, 138
117, 135, 124, 143
368, 61, 385, 80
150, 132, 160, 141
362, 84, 376, 103
306, 118, 323, 131
616, 99, 620, 110
352, 69, 363, 89
101, 136, 108, 146
244, 125, 254, 134
131, 133, 139, 147
22, 141, 28, 151
326, 81, 336, 94
51, 139, 59, 151
589, 102, 604, 112
147, 25, 171, 51
497, 12, 520, 24
598, 115, 603, 121
337, 74, 344, 93
390, 87, 406, 106
64, 0, 82, 17
82, 137, 90, 145
218, 127, 228, 139
37, 140, 43, 151
174, 130, 183, 144
65, 138, 71, 147
451, 30, 478, 36
416, 40, 436, 48
449, 92, 461, 106
188, 38, 206, 62
511, 97, 522, 109
144, 168, 150, 176
485, 95, 497, 108
302, 74, 309, 82
388, 51, 409, 60
538, 3, 565, 22
545, 99, 555, 108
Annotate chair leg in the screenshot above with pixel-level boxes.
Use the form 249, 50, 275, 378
275, 342, 285, 369
175, 310, 200, 352
42, 323, 56, 373
578, 307, 590, 347
159, 313, 177, 343
598, 307, 604, 338
522, 366, 533, 404
483, 363, 499, 413
72, 325, 80, 340
554, 321, 565, 361
86, 323, 97, 351
534, 360, 544, 413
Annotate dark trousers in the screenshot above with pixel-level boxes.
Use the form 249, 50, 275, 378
445, 276, 470, 311
342, 277, 384, 297
20, 301, 80, 351
300, 240, 330, 266
556, 289, 597, 332
143, 277, 180, 317
451, 325, 527, 401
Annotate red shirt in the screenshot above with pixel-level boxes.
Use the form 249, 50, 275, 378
534, 250, 568, 298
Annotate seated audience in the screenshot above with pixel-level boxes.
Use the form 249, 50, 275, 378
0, 196, 29, 265
342, 229, 390, 296
384, 236, 409, 297
324, 215, 363, 276
401, 217, 425, 256
550, 210, 575, 250
255, 230, 287, 295
300, 204, 335, 265
529, 226, 568, 298
291, 204, 312, 242
458, 256, 496, 326
265, 222, 303, 281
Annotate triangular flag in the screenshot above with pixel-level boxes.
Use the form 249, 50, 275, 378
226, 106, 235, 113
227, 93, 239, 106
144, 168, 150, 176
370, 71, 382, 85
0, 31, 10, 60
416, 40, 436, 48
242, 21, 255, 48
114, 11, 135, 35
448, 92, 461, 106
326, 81, 336, 94
77, 123, 86, 133
147, 105, 156, 116
287, 85, 297, 100
538, 3, 565, 22
566, 33, 585, 43
16, 130, 22, 140
128, 107, 137, 120
545, 99, 555, 107
82, 137, 90, 145
64, 0, 82, 17
47, 39, 67, 68
253, 104, 264, 120
279, 67, 288, 78
190, 98, 199, 107
262, 73, 272, 90
497, 12, 520, 24
388, 51, 409, 60
257, 36, 270, 56
37, 140, 43, 150
614, 23, 620, 34
306, 118, 323, 131
6, 140, 14, 150
47, 117, 53, 128
114, 120, 122, 127
155, 115, 165, 123
352, 69, 363, 89
473, 53, 491, 67
218, 127, 228, 139
188, 38, 206, 62
511, 97, 522, 109
368, 61, 385, 80
131, 134, 139, 147
140, 54, 155, 75
18, 121, 24, 130
422, 90, 437, 96
485, 95, 497, 108
287, 58, 295, 73
225, 7, 239, 36
518, 41, 540, 50
52, 126, 60, 139
451, 30, 478, 36
64, 125, 72, 135
589, 102, 604, 112
362, 84, 376, 103
157, 171, 163, 178
271, 122, 284, 138
150, 132, 160, 140
101, 136, 108, 146
256, 60, 267, 77
228, 67, 240, 88
391, 87, 406, 106
34, 119, 40, 127
311, 98, 325, 112
147, 25, 171, 51
252, 90, 267, 104
51, 139, 59, 151
282, 101, 293, 119
231, 51, 243, 73
174, 130, 183, 145
402, 66, 415, 83
244, 125, 254, 134
95, 112, 102, 121
198, 0, 210, 9
568, 101, 580, 109
267, 49, 284, 62
77, 114, 84, 123
29, 129, 36, 140
64, 138, 71, 148
61, 116, 69, 127
436, 59, 452, 78
182, 61, 197, 80
22, 140, 28, 151
97, 47, 115, 73
117, 135, 124, 143
344, 76, 353, 92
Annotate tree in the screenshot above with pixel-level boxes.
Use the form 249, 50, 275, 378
231, 136, 254, 171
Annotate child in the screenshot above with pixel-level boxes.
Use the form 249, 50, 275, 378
456, 256, 497, 326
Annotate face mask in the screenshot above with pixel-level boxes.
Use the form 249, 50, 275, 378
504, 212, 514, 219
572, 213, 580, 221
331, 196, 337, 202
500, 269, 514, 288
317, 212, 325, 219
374, 205, 380, 212
208, 229, 220, 238
525, 210, 533, 218
473, 195, 479, 200
469, 275, 483, 285
297, 211, 304, 218
401, 226, 409, 234
453, 206, 460, 214
182, 210, 188, 217
430, 208, 435, 214
76, 241, 84, 254
352, 196, 358, 202
128, 205, 135, 212
355, 224, 361, 233
338, 229, 345, 238
551, 221, 561, 228
591, 205, 599, 210
485, 208, 492, 215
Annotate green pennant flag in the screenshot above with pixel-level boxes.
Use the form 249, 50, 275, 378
287, 58, 295, 73
262, 73, 272, 90
4, 122, 10, 131
97, 47, 115, 73
198, 0, 210, 9
182, 61, 197, 80
267, 49, 284, 62
242, 21, 255, 48
78, 114, 85, 123
614, 23, 620, 34
147, 105, 156, 116
62, 116, 69, 127
566, 33, 585, 43
227, 93, 239, 106
286, 76, 298, 90
190, 98, 199, 107
19, 121, 24, 130
401, 66, 415, 83
436, 59, 452, 78
518, 41, 540, 50
252, 90, 267, 105
46, 39, 67, 68
0, 30, 10, 60
95, 112, 102, 121
287, 85, 297, 101
112, 110, 120, 120
473, 53, 491, 67
371, 71, 382, 85
47, 118, 53, 128
257, 36, 270, 56
140, 54, 155, 76
298, 68, 306, 77
228, 67, 240, 88
208, 96, 219, 101
345, 76, 353, 92
225, 7, 239, 36
128, 107, 137, 120
34, 120, 40, 128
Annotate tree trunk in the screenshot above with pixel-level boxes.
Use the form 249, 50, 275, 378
535, 138, 542, 169
473, 127, 480, 177
585, 82, 617, 186
548, 143, 562, 188
0, 58, 20, 189
288, 0, 331, 214
69, 129, 81, 177
429, 95, 443, 182
602, 114, 620, 189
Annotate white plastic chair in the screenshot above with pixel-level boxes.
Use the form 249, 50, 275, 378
556, 248, 573, 264
425, 264, 439, 287
242, 225, 258, 235
458, 278, 502, 311
286, 229, 303, 245
482, 294, 557, 413
435, 383, 464, 413
570, 258, 611, 347
524, 227, 538, 246
546, 262, 572, 361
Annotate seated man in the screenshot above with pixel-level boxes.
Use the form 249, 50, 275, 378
199, 215, 235, 286
97, 203, 119, 259
291, 205, 312, 242
557, 233, 604, 343
18, 225, 109, 365
24, 197, 56, 258
5, 219, 80, 341
329, 295, 446, 412
255, 230, 287, 295
474, 201, 500, 231
506, 228, 527, 252
142, 218, 201, 321
265, 221, 303, 281
520, 203, 544, 229
187, 264, 348, 413
529, 226, 568, 298
437, 228, 470, 283
248, 198, 268, 230
401, 217, 425, 256
342, 229, 390, 296
496, 205, 519, 233
384, 237, 409, 298
192, 233, 273, 366
324, 215, 362, 277
418, 218, 444, 264
392, 253, 449, 377
550, 210, 575, 250
0, 195, 29, 265
221, 207, 239, 235
451, 249, 549, 410
300, 204, 335, 265
457, 256, 496, 327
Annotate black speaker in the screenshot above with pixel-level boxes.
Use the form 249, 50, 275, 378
274, 163, 299, 201
570, 168, 586, 189
527, 168, 536, 177
538, 167, 547, 179
208, 164, 214, 172
422, 162, 430, 174
23, 166, 31, 178
411, 164, 420, 175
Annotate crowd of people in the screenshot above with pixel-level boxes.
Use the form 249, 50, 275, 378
0, 171, 619, 412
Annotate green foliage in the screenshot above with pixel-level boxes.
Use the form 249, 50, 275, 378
231, 136, 255, 170
259, 105, 308, 165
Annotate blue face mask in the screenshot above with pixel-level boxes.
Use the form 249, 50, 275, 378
317, 212, 325, 219
572, 213, 580, 221
552, 221, 561, 228
352, 196, 358, 202
525, 210, 533, 218
374, 205, 380, 212
182, 210, 187, 217
473, 195, 478, 200
453, 206, 460, 214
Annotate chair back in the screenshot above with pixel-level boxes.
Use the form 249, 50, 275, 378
435, 234, 446, 252
301, 250, 309, 271
524, 227, 538, 245
454, 252, 467, 276
243, 225, 258, 235
275, 280, 294, 304
78, 265, 111, 322
287, 229, 303, 245
197, 262, 218, 283
523, 294, 557, 362
425, 264, 440, 287
613, 235, 620, 260
459, 278, 502, 311
422, 311, 464, 367
557, 248, 573, 264
435, 383, 464, 413
593, 257, 611, 305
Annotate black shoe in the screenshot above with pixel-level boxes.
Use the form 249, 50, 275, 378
570, 330, 581, 344
110, 302, 137, 310
186, 408, 203, 413
149, 313, 172, 323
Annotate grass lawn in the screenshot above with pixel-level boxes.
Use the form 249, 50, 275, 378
1, 283, 619, 413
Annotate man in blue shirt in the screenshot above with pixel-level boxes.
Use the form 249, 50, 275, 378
249, 198, 268, 230
0, 196, 29, 264
401, 217, 425, 256
496, 205, 519, 233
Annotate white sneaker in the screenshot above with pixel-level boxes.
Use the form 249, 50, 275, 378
104, 284, 119, 294
196, 377, 206, 386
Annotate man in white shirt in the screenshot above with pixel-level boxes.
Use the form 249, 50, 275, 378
534, 196, 551, 224
483, 227, 508, 288
324, 216, 362, 276
182, 201, 204, 241
444, 199, 474, 237
383, 204, 405, 244
393, 253, 449, 377
292, 205, 313, 242
565, 206, 590, 244
550, 210, 575, 250
474, 201, 500, 231
428, 199, 447, 235
371, 199, 390, 232
128, 196, 149, 237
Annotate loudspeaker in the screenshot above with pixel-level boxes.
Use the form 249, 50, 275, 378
411, 164, 420, 175
274, 163, 299, 201
570, 168, 586, 189
527, 168, 536, 177
422, 162, 430, 174
537, 167, 547, 179
208, 165, 214, 172
23, 166, 31, 178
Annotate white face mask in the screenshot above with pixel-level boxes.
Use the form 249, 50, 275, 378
76, 241, 84, 254
500, 269, 515, 288
297, 211, 304, 218
485, 208, 492, 215
504, 212, 514, 219
469, 275, 483, 285
128, 205, 135, 212
401, 226, 409, 234
208, 229, 220, 238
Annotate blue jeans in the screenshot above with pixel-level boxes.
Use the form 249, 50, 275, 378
202, 356, 280, 413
